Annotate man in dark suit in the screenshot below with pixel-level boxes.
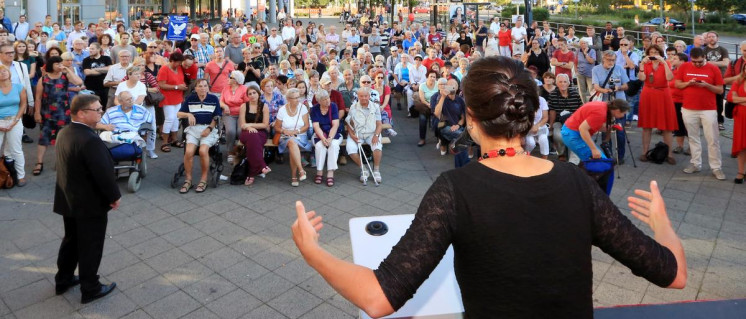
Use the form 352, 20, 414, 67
54, 94, 120, 304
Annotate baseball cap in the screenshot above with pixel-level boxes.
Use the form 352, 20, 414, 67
190, 34, 200, 40
390, 46, 398, 52
320, 77, 332, 86
414, 54, 423, 61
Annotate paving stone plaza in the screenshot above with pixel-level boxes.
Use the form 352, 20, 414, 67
1, 17, 746, 319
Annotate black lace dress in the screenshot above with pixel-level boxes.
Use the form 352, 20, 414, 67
374, 161, 677, 318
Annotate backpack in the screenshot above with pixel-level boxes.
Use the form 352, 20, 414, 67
645, 142, 669, 164
229, 158, 249, 185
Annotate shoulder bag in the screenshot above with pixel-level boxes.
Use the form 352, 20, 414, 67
144, 78, 165, 106
724, 59, 743, 119
589, 65, 615, 102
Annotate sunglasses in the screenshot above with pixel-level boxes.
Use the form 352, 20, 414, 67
361, 81, 371, 84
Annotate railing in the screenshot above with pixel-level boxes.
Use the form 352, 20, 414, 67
543, 21, 742, 60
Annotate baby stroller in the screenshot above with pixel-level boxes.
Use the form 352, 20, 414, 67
103, 124, 153, 193
170, 116, 224, 189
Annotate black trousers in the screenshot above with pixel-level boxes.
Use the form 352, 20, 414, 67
716, 88, 725, 124
56, 215, 108, 294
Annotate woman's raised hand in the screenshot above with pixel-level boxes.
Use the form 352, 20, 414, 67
292, 201, 324, 255
628, 181, 672, 232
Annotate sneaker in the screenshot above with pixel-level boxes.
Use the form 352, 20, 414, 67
718, 123, 725, 131
632, 115, 638, 121
147, 150, 159, 159
435, 141, 441, 150
372, 171, 382, 183
672, 146, 683, 154
683, 164, 701, 174
712, 169, 726, 180
219, 175, 229, 181
360, 170, 369, 182
386, 128, 398, 137
227, 154, 234, 165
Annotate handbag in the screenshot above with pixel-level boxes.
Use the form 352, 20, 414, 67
725, 82, 740, 119
144, 89, 165, 106
589, 66, 615, 101
412, 93, 431, 116
22, 113, 36, 129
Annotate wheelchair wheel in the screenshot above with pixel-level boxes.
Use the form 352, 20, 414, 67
128, 171, 142, 193
139, 155, 148, 178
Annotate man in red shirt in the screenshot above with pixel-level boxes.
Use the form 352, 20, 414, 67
674, 48, 726, 180
426, 26, 442, 47
181, 55, 199, 84
422, 48, 444, 70
551, 38, 575, 81
724, 41, 746, 85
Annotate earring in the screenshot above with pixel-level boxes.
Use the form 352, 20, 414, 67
467, 125, 473, 130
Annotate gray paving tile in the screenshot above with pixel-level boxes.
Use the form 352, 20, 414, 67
299, 303, 356, 319
77, 289, 137, 319
199, 247, 246, 272
175, 208, 218, 225
249, 246, 297, 271
128, 237, 175, 260
143, 290, 201, 319
145, 217, 188, 236
242, 272, 294, 303
205, 289, 260, 319
268, 287, 323, 319
184, 273, 237, 304
162, 260, 215, 289
179, 307, 221, 319
217, 260, 270, 289
0, 279, 55, 311
0, 266, 46, 294
209, 223, 250, 245
180, 236, 225, 259
240, 304, 287, 319
119, 309, 153, 319
144, 248, 194, 274
13, 295, 74, 319
592, 282, 644, 306
99, 248, 141, 276
112, 227, 157, 249
107, 262, 159, 291
160, 226, 205, 247
122, 275, 179, 307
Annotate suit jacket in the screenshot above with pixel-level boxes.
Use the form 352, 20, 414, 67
54, 122, 121, 218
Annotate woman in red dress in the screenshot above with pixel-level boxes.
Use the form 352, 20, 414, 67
728, 62, 746, 184
637, 45, 677, 164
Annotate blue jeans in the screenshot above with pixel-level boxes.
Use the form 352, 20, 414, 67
419, 114, 429, 139
625, 93, 640, 122
439, 125, 464, 142
601, 117, 626, 160
561, 125, 608, 161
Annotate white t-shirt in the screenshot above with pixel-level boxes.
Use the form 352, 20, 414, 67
490, 22, 500, 35
267, 35, 284, 53
282, 26, 296, 41
276, 105, 309, 131
115, 81, 147, 103
511, 26, 527, 43
533, 96, 549, 125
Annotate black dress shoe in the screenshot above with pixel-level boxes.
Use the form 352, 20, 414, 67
81, 282, 117, 304
22, 134, 33, 144
55, 276, 80, 295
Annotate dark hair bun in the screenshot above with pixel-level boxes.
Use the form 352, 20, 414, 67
462, 56, 538, 139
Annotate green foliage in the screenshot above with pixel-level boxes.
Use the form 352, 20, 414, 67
618, 8, 658, 20
532, 8, 550, 22
501, 5, 526, 19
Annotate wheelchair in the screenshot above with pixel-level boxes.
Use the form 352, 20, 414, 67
170, 116, 224, 189
104, 124, 153, 193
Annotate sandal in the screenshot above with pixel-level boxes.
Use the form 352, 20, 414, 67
314, 175, 323, 184
195, 181, 207, 193
160, 144, 171, 153
244, 176, 255, 186
261, 166, 272, 175
171, 141, 185, 148
326, 177, 335, 187
298, 170, 307, 182
291, 177, 299, 187
32, 163, 43, 176
179, 180, 192, 194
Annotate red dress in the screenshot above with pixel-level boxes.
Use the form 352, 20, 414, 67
731, 80, 746, 156
638, 62, 678, 131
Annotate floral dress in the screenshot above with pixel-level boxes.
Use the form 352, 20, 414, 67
39, 74, 70, 146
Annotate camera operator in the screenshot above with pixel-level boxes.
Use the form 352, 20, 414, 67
592, 50, 629, 162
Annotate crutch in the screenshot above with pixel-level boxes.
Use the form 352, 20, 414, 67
356, 134, 379, 187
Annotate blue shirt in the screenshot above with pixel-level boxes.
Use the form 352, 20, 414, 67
0, 84, 22, 118
179, 93, 222, 125
430, 93, 465, 126
309, 103, 342, 141
402, 38, 417, 52
100, 104, 154, 132
615, 50, 640, 81
72, 50, 90, 78
591, 64, 629, 101
577, 49, 597, 78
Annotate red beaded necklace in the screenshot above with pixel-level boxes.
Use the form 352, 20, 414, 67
479, 147, 527, 161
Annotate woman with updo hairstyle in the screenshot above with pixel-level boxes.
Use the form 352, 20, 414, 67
291, 56, 687, 318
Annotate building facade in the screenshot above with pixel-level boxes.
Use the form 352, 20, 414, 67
1, 0, 265, 26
